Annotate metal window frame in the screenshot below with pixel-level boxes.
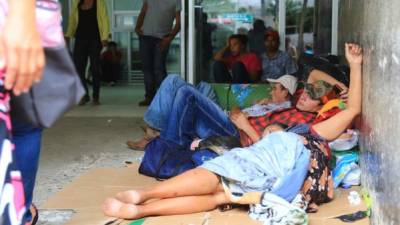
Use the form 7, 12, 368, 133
331, 0, 339, 54
278, 0, 286, 51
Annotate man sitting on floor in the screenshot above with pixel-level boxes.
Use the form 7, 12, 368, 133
213, 34, 262, 83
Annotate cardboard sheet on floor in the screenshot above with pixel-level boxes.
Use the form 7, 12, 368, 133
42, 164, 369, 225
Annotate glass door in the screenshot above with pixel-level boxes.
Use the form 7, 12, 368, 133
112, 0, 182, 84
285, 0, 315, 62
188, 0, 281, 83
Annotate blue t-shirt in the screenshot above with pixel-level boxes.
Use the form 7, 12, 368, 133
261, 50, 297, 80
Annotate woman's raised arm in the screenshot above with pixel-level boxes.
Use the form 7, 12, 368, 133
312, 43, 363, 141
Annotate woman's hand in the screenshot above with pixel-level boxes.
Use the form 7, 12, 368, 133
336, 82, 349, 101
135, 26, 143, 36
345, 43, 363, 66
159, 36, 173, 51
0, 4, 45, 96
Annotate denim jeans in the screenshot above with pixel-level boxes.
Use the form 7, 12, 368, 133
212, 60, 251, 83
73, 39, 102, 99
161, 85, 238, 148
139, 35, 170, 99
144, 74, 219, 130
12, 120, 42, 221
144, 74, 186, 130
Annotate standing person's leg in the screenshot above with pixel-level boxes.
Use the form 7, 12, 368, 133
161, 85, 238, 147
101, 60, 112, 83
153, 39, 169, 98
73, 39, 90, 105
212, 61, 232, 83
12, 120, 42, 223
231, 62, 251, 83
89, 40, 103, 105
111, 62, 120, 84
139, 36, 156, 106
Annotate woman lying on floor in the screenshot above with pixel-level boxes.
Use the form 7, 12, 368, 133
103, 43, 363, 220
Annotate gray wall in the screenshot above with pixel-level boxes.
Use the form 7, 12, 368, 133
339, 0, 400, 224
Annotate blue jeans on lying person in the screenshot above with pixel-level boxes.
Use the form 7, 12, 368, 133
161, 85, 238, 148
144, 74, 218, 130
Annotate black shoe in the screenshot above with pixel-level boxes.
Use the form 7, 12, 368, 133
92, 98, 101, 106
78, 95, 90, 106
138, 98, 152, 106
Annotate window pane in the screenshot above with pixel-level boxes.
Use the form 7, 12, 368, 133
115, 14, 136, 28
114, 0, 143, 11
195, 0, 278, 82
166, 36, 181, 73
285, 0, 315, 62
113, 32, 130, 80
130, 32, 141, 72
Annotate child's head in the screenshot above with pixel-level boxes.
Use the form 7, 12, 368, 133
262, 123, 287, 137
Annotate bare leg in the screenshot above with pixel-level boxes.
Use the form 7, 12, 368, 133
103, 191, 230, 219
116, 168, 222, 204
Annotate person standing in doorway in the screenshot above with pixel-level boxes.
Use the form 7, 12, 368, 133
135, 0, 181, 106
66, 0, 110, 105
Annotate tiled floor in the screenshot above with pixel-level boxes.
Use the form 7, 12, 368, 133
35, 84, 149, 224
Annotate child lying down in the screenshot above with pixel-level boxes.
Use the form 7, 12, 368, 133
102, 43, 363, 220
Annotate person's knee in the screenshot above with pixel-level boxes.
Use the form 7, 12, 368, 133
213, 60, 226, 70
231, 61, 246, 72
174, 85, 194, 102
231, 62, 250, 83
163, 74, 182, 85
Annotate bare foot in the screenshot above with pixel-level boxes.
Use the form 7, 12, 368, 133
116, 190, 144, 204
102, 198, 140, 219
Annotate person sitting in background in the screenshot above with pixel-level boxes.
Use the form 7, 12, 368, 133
247, 19, 267, 56
285, 37, 298, 62
101, 41, 121, 86
102, 43, 363, 220
213, 34, 262, 83
261, 30, 297, 81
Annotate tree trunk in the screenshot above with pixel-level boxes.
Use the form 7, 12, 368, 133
297, 0, 308, 52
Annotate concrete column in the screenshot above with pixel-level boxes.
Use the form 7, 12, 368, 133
339, 0, 400, 224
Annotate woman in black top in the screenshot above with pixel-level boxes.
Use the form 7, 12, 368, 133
66, 0, 110, 105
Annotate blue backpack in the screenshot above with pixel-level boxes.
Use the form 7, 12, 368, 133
139, 138, 196, 180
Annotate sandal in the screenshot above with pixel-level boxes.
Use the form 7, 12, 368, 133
29, 203, 39, 225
